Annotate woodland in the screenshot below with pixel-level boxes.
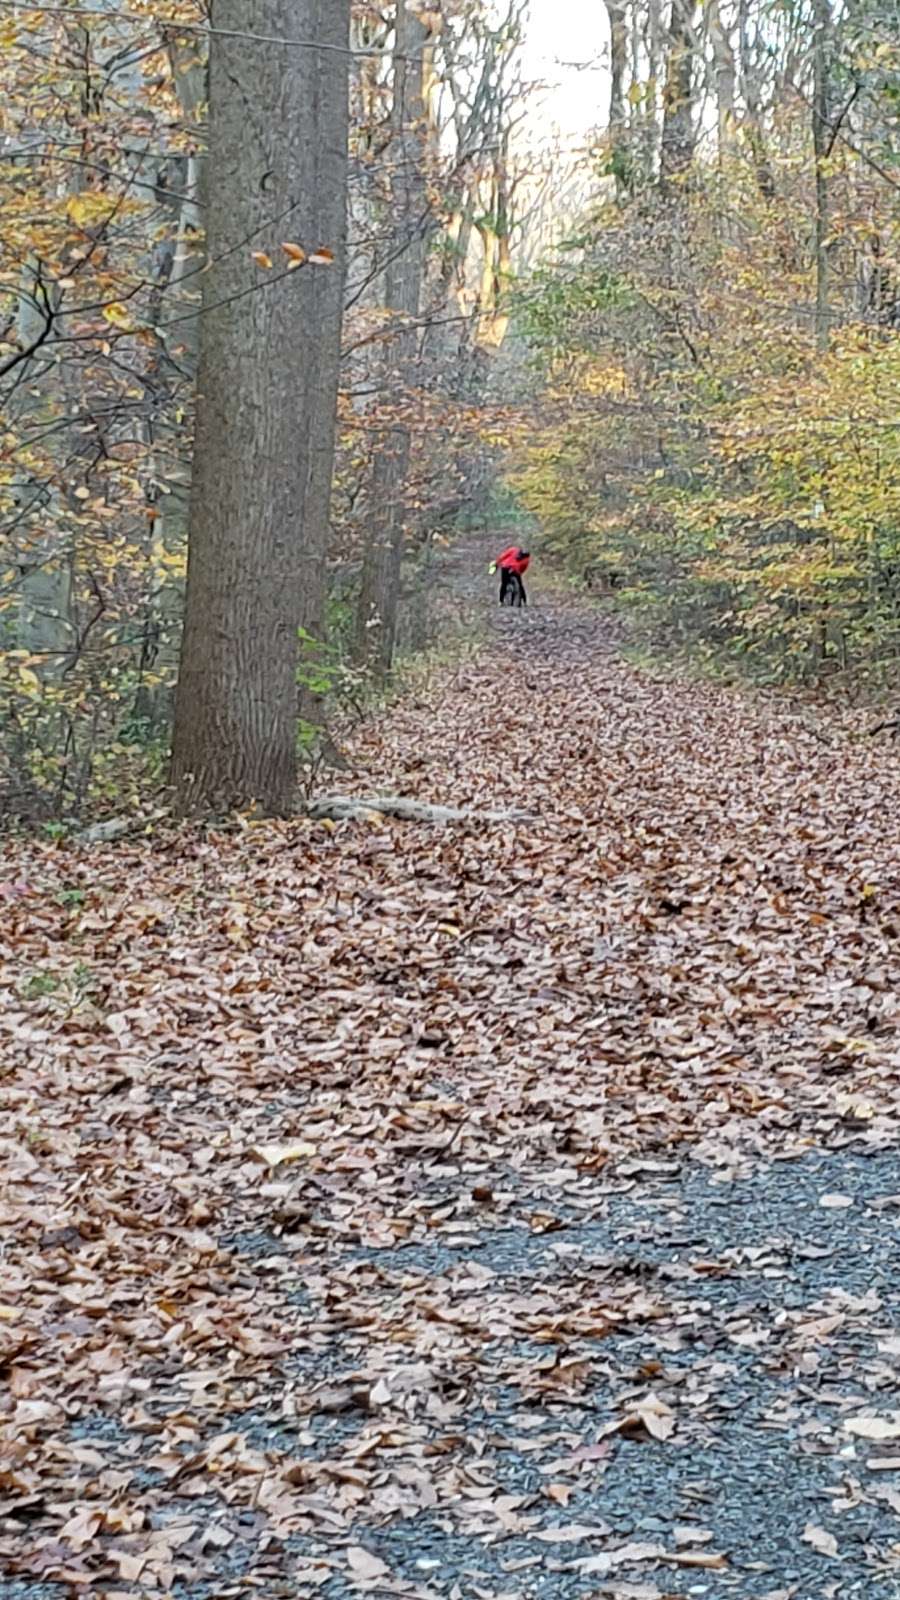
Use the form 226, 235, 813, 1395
4, 2, 900, 1598
2, 0, 897, 821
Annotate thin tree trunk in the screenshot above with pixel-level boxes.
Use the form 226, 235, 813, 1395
646, 0, 664, 172
708, 0, 736, 161
296, 20, 354, 728
140, 35, 207, 729
660, 0, 698, 192
354, 0, 430, 676
170, 0, 350, 816
738, 0, 776, 200
604, 0, 629, 194
812, 0, 832, 352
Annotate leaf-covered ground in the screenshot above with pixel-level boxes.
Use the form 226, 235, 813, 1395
4, 591, 900, 1598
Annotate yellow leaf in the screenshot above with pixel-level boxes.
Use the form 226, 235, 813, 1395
0, 1304, 17, 1322
17, 668, 40, 691
309, 247, 335, 266
251, 251, 273, 269
281, 242, 307, 264
66, 192, 113, 227
102, 302, 132, 329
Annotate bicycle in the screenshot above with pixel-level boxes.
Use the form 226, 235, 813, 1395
499, 569, 526, 608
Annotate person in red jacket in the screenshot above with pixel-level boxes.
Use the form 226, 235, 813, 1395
489, 545, 531, 607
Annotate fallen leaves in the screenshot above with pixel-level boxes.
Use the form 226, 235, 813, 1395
844, 1413, 900, 1442
669, 1548, 729, 1568
575, 1541, 728, 1574
617, 1391, 676, 1442
346, 1545, 390, 1583
57, 1505, 103, 1553
802, 1522, 839, 1557
250, 1140, 318, 1166
5, 597, 900, 1592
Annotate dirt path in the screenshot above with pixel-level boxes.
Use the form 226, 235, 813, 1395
4, 590, 900, 1598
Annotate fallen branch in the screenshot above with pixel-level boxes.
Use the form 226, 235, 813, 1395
77, 808, 168, 845
78, 817, 134, 845
305, 793, 535, 825
76, 795, 534, 840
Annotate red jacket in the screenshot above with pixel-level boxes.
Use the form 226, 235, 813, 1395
496, 546, 530, 576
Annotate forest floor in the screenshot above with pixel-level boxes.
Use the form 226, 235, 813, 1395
5, 575, 900, 1599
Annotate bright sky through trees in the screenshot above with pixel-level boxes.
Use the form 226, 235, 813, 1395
520, 0, 608, 142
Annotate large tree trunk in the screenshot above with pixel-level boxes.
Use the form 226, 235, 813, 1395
170, 0, 350, 815
354, 0, 430, 676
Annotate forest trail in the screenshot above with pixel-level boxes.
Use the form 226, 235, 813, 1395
5, 584, 900, 1597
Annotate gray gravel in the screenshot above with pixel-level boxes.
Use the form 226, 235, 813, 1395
6, 1147, 900, 1598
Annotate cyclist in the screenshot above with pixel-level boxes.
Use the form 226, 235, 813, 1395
489, 545, 530, 606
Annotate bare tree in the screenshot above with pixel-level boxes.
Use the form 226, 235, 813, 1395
812, 0, 833, 350
604, 0, 629, 193
645, 0, 665, 174
660, 0, 699, 190
170, 0, 351, 815
354, 0, 432, 676
738, 0, 776, 199
707, 0, 737, 160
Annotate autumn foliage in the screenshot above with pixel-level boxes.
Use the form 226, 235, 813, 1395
509, 14, 900, 691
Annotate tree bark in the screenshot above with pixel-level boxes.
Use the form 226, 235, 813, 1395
604, 0, 629, 194
646, 0, 664, 174
660, 0, 698, 191
707, 0, 736, 162
812, 0, 833, 352
354, 0, 431, 677
169, 0, 350, 816
738, 0, 776, 200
